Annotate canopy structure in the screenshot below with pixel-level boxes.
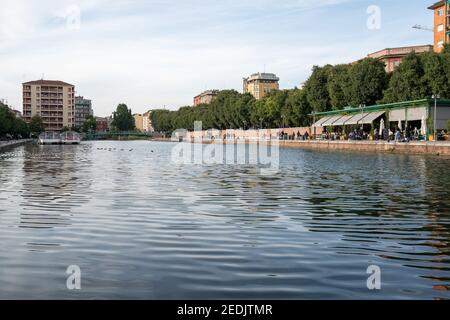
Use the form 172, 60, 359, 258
312, 116, 333, 127
345, 112, 370, 125
321, 115, 344, 127
332, 115, 354, 126
358, 111, 385, 125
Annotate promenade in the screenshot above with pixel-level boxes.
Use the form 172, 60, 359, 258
0, 139, 33, 151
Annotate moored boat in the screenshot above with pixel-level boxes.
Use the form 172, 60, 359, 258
38, 132, 61, 145
60, 131, 81, 145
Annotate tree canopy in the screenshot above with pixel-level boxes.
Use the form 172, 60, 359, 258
29, 115, 45, 135
111, 104, 135, 131
0, 103, 30, 138
151, 50, 450, 134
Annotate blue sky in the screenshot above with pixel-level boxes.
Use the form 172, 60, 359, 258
0, 0, 434, 116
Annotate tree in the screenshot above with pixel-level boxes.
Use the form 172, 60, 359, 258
349, 58, 388, 106
112, 104, 135, 131
382, 53, 429, 103
422, 51, 450, 98
327, 64, 352, 110
82, 115, 97, 132
29, 115, 45, 135
304, 65, 333, 113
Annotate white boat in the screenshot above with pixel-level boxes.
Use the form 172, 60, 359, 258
60, 131, 81, 145
38, 132, 62, 145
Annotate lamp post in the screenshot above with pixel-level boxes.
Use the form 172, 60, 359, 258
432, 94, 439, 142
312, 111, 316, 140
259, 118, 263, 130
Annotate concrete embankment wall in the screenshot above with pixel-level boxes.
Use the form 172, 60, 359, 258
0, 139, 33, 151
266, 140, 450, 156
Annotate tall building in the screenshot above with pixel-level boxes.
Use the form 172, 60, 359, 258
428, 1, 450, 52
367, 45, 433, 72
22, 80, 75, 132
193, 90, 219, 106
243, 73, 279, 100
74, 96, 93, 128
143, 111, 154, 133
134, 113, 144, 132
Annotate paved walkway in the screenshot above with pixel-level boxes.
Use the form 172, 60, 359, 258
0, 139, 33, 150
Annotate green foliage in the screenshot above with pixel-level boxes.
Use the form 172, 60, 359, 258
0, 103, 30, 138
29, 115, 45, 135
112, 104, 135, 131
82, 115, 97, 132
150, 51, 450, 134
383, 53, 430, 103
349, 58, 388, 106
151, 89, 313, 133
304, 65, 333, 113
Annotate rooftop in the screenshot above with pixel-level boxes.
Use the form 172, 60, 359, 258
244, 72, 279, 82
428, 1, 445, 10
194, 90, 219, 98
23, 79, 74, 87
311, 99, 450, 117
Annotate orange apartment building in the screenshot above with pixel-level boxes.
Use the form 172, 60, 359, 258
193, 90, 219, 106
429, 1, 450, 52
367, 45, 433, 72
22, 80, 75, 132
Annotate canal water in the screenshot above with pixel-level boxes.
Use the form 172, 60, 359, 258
0, 141, 449, 299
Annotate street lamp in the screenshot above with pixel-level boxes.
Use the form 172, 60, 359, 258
432, 94, 440, 142
259, 118, 263, 129
359, 104, 366, 130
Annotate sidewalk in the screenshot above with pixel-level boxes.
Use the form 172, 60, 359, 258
0, 139, 33, 151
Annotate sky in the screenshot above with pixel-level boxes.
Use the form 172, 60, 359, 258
0, 0, 434, 116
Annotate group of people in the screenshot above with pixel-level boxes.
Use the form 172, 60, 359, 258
279, 131, 310, 141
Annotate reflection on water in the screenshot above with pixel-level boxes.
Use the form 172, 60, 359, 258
0, 141, 449, 299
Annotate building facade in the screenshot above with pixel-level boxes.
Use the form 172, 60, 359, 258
23, 80, 75, 132
367, 45, 433, 72
193, 90, 219, 106
429, 1, 450, 53
243, 73, 279, 100
134, 114, 144, 132
95, 117, 109, 132
143, 111, 154, 132
74, 96, 93, 128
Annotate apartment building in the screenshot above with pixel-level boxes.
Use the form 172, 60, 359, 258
243, 73, 279, 100
95, 117, 109, 132
193, 90, 219, 106
74, 96, 93, 128
367, 45, 433, 72
22, 80, 75, 132
134, 113, 144, 132
429, 1, 450, 52
143, 111, 154, 133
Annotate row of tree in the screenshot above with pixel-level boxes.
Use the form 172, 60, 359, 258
151, 47, 450, 133
0, 102, 31, 138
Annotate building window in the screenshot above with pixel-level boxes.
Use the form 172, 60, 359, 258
438, 24, 444, 32
438, 9, 444, 16
437, 40, 444, 48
